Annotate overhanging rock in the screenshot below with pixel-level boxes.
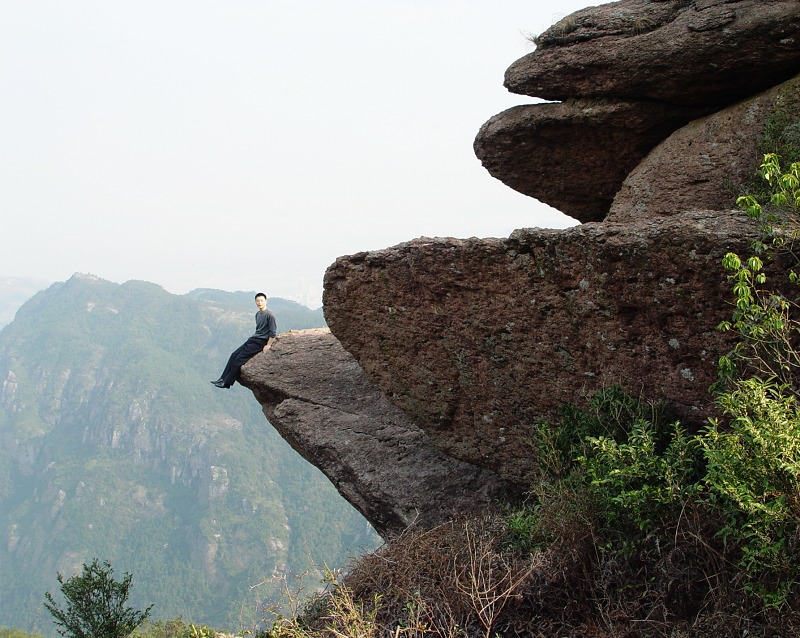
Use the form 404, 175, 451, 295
473, 100, 708, 223
239, 329, 508, 538
506, 0, 800, 106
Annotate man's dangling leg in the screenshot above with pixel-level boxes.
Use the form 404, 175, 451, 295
221, 338, 264, 388
215, 342, 248, 387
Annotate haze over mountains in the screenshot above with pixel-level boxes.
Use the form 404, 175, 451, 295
0, 274, 377, 635
0, 277, 49, 329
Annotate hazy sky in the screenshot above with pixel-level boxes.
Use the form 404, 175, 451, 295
1, 1, 590, 308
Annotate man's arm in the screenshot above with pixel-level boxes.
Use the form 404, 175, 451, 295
262, 312, 277, 352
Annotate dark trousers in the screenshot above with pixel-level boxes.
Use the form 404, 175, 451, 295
219, 337, 266, 387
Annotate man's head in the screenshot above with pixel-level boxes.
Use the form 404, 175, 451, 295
255, 293, 267, 311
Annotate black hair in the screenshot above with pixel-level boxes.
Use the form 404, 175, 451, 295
255, 292, 267, 301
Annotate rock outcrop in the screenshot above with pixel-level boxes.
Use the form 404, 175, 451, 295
240, 0, 800, 537
610, 74, 800, 221
505, 0, 800, 106
475, 0, 800, 221
323, 211, 764, 486
239, 329, 507, 537
473, 100, 711, 222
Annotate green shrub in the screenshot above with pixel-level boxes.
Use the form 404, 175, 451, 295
703, 378, 800, 598
580, 418, 702, 536
703, 153, 800, 602
529, 385, 663, 482
525, 384, 701, 542
44, 558, 153, 638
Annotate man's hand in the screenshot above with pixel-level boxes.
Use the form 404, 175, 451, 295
262, 344, 271, 353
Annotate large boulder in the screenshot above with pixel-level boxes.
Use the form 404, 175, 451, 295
473, 100, 709, 223
506, 0, 800, 107
610, 74, 800, 221
476, 0, 800, 218
239, 329, 508, 538
323, 211, 760, 485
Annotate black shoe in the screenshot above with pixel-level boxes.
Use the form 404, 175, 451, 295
211, 380, 225, 388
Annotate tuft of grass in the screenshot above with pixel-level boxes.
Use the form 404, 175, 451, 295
532, 14, 581, 47
625, 16, 658, 36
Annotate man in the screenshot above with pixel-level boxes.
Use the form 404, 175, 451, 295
211, 292, 277, 389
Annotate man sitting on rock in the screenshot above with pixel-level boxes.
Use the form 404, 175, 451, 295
212, 292, 276, 389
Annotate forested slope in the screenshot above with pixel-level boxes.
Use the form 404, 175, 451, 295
0, 274, 377, 635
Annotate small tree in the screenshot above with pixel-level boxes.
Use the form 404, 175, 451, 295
44, 558, 153, 638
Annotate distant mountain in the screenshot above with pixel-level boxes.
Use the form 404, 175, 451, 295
0, 276, 49, 328
0, 274, 377, 635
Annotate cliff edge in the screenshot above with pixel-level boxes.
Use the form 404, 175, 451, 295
239, 329, 506, 537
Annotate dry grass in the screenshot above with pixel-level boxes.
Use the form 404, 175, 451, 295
260, 508, 800, 638
342, 515, 595, 637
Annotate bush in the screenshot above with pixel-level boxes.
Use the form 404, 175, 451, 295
703, 378, 800, 601
525, 384, 702, 542
705, 152, 800, 603
580, 417, 702, 536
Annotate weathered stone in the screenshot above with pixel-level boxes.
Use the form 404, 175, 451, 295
610, 74, 800, 221
506, 0, 800, 106
324, 212, 761, 485
240, 0, 800, 536
474, 100, 709, 223
239, 329, 508, 538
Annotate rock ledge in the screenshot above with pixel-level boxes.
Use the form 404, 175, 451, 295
239, 329, 507, 538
